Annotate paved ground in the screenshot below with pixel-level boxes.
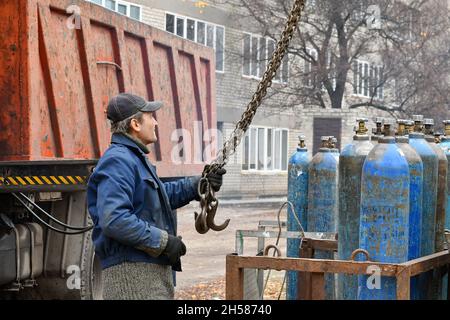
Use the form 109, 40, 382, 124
174, 200, 288, 293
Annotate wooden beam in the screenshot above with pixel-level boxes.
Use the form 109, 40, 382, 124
396, 266, 411, 300
304, 238, 338, 252
298, 244, 313, 299
311, 273, 325, 300
226, 254, 244, 300
227, 254, 398, 276
401, 250, 450, 276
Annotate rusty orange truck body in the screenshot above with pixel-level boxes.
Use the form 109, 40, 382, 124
0, 0, 216, 298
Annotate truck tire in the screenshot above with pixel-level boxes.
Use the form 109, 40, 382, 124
79, 228, 103, 300
1, 193, 103, 300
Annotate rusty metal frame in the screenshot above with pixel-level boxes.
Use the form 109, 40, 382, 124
226, 239, 450, 300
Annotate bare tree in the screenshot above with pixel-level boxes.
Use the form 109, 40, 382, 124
215, 0, 450, 120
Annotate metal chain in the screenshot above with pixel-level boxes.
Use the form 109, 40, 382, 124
195, 0, 306, 234
205, 0, 306, 176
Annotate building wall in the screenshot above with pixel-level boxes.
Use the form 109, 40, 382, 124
212, 23, 297, 199
130, 0, 393, 199
210, 19, 393, 199
141, 6, 165, 28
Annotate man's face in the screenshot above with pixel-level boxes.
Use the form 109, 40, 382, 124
132, 112, 158, 145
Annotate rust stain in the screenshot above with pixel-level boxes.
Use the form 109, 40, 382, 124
0, 0, 216, 177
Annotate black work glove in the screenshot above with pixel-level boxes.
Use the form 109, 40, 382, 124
163, 235, 186, 267
206, 168, 226, 192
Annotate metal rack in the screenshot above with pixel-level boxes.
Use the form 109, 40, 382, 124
226, 237, 450, 300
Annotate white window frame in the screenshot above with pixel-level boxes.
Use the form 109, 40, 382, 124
304, 47, 337, 91
242, 32, 289, 84
165, 12, 225, 73
304, 47, 317, 88
353, 59, 384, 100
86, 0, 142, 21
242, 126, 289, 173
322, 50, 337, 91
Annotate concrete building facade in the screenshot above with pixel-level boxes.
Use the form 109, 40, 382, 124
85, 0, 394, 199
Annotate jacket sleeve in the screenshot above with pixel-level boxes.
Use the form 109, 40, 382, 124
94, 154, 167, 254
163, 176, 201, 210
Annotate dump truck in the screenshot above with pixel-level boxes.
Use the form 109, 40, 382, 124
0, 0, 216, 299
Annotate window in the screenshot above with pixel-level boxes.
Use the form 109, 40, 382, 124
187, 19, 195, 41
87, 0, 141, 21
303, 48, 337, 91
176, 17, 185, 37
207, 25, 214, 48
304, 47, 317, 87
130, 5, 140, 20
353, 60, 383, 100
105, 0, 115, 10
324, 51, 337, 91
166, 14, 175, 33
242, 126, 288, 172
391, 5, 420, 42
118, 4, 127, 15
197, 21, 206, 45
242, 33, 289, 84
165, 13, 225, 72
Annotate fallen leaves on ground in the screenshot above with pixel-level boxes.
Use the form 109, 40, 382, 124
175, 275, 286, 300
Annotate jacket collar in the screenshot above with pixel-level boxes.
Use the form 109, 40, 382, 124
111, 133, 150, 154
111, 133, 158, 178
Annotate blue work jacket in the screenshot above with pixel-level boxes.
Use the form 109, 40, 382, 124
87, 133, 199, 269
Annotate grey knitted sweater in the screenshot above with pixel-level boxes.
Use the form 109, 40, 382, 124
102, 261, 174, 300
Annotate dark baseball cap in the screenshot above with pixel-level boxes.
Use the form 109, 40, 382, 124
107, 93, 163, 122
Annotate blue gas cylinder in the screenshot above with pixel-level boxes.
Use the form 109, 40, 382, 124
439, 120, 450, 300
396, 120, 423, 300
337, 118, 373, 300
307, 136, 339, 300
440, 120, 450, 231
396, 120, 423, 261
424, 119, 447, 253
358, 119, 410, 300
424, 119, 448, 300
286, 135, 311, 300
408, 115, 438, 299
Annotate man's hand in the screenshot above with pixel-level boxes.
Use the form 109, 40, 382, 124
206, 168, 226, 192
163, 235, 186, 266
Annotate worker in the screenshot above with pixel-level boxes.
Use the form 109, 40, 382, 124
87, 93, 226, 300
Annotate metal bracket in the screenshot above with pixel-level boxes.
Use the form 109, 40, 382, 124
96, 61, 122, 71
22, 279, 38, 288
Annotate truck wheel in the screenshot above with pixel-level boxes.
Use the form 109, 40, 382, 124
80, 229, 103, 300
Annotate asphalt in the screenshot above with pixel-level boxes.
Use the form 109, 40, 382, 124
175, 202, 289, 290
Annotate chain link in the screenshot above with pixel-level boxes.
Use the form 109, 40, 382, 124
204, 0, 306, 177
195, 0, 306, 234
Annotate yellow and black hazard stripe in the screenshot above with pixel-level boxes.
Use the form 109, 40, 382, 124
0, 176, 88, 186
